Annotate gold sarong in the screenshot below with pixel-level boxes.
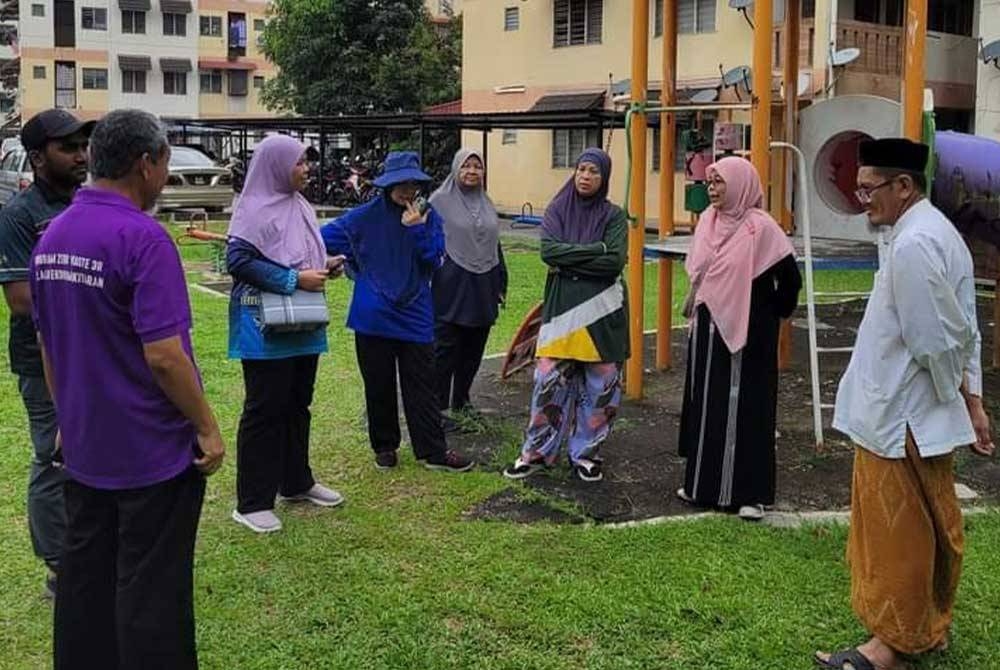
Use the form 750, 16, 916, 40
847, 431, 964, 655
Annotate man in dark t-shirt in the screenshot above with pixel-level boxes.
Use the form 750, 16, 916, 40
0, 109, 92, 595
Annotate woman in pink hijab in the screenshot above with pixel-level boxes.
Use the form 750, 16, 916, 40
675, 156, 801, 520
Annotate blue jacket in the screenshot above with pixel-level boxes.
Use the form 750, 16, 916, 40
321, 200, 444, 344
227, 238, 328, 359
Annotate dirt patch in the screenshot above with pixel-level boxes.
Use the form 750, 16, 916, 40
456, 299, 1000, 524
462, 488, 586, 525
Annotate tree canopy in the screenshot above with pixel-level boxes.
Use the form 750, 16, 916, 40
260, 0, 461, 116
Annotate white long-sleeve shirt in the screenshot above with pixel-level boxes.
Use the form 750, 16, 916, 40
833, 198, 981, 459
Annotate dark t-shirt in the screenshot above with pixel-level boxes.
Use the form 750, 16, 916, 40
0, 180, 72, 377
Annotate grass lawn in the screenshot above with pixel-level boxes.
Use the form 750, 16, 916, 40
1, 233, 998, 669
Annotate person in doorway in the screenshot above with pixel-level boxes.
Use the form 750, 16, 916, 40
0, 108, 93, 597
429, 148, 507, 431
503, 148, 627, 483
675, 156, 801, 521
228, 134, 344, 535
321, 151, 474, 473
32, 109, 225, 669
815, 138, 994, 670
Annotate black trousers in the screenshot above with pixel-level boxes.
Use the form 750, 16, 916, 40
236, 355, 318, 513
434, 321, 491, 412
54, 466, 206, 670
355, 333, 447, 460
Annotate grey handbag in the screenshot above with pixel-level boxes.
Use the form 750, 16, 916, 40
259, 290, 330, 333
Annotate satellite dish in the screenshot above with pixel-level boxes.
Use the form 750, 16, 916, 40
831, 47, 861, 67
982, 39, 1000, 66
690, 88, 719, 104
722, 65, 752, 88
610, 78, 631, 96
728, 0, 753, 7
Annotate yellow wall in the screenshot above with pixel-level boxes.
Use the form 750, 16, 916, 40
20, 54, 109, 121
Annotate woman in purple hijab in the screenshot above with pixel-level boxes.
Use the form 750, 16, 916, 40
226, 134, 345, 534
503, 148, 629, 483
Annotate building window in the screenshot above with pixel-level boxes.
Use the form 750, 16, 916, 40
33, 66, 46, 79
552, 128, 602, 168
31, 3, 44, 16
55, 61, 77, 109
82, 67, 108, 90
653, 0, 662, 37
121, 10, 146, 34
228, 70, 248, 97
676, 0, 716, 34
504, 7, 519, 31
199, 69, 222, 93
553, 0, 602, 47
253, 75, 264, 89
200, 15, 222, 36
253, 18, 265, 31
163, 71, 187, 95
122, 70, 146, 94
502, 129, 518, 145
81, 7, 107, 30
163, 12, 186, 36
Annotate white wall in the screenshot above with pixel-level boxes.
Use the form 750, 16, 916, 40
19, 0, 55, 48
977, 0, 1000, 139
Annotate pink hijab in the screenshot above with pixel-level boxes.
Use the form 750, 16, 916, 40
227, 135, 326, 270
685, 156, 795, 353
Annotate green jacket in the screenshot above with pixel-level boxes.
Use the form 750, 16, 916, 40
535, 206, 630, 363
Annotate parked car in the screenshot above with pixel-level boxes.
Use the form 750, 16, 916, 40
0, 142, 33, 207
159, 146, 234, 213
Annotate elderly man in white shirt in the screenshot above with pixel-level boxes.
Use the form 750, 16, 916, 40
816, 138, 995, 670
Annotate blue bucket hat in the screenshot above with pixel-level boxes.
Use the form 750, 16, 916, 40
372, 151, 432, 188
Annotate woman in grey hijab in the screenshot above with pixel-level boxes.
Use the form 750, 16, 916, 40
430, 148, 507, 428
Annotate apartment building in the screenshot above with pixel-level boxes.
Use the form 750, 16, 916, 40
426, 0, 460, 20
8, 0, 273, 128
461, 0, 986, 215
978, 0, 1000, 137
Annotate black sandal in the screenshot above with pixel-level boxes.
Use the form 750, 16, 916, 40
814, 648, 877, 670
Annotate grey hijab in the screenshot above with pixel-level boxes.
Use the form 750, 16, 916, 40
429, 148, 500, 273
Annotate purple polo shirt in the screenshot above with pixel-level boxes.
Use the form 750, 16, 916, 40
30, 188, 199, 490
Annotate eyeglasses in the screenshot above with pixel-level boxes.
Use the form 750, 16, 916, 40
854, 178, 896, 205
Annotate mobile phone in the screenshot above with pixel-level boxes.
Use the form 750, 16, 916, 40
414, 196, 430, 215
327, 254, 346, 271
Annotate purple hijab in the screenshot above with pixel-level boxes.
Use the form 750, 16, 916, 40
227, 135, 326, 270
542, 147, 614, 244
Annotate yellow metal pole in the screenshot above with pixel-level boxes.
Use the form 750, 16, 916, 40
903, 0, 928, 141
777, 0, 799, 370
625, 0, 649, 399
656, 0, 677, 371
750, 0, 774, 196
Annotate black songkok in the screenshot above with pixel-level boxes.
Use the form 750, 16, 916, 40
857, 138, 929, 173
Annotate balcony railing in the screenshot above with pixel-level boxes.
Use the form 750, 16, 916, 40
836, 19, 902, 75
773, 18, 816, 69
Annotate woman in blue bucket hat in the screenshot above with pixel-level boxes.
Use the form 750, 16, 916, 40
321, 152, 474, 472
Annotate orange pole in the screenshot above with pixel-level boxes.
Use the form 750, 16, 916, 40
903, 0, 928, 141
625, 0, 649, 399
776, 0, 799, 370
656, 0, 677, 371
750, 0, 774, 196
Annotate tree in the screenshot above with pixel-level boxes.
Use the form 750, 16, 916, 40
260, 0, 462, 116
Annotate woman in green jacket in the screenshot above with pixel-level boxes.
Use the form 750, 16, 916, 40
503, 148, 628, 483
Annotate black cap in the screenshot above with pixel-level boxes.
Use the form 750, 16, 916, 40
20, 109, 96, 152
858, 138, 929, 173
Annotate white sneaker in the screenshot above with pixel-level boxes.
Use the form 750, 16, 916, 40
280, 483, 345, 508
232, 509, 283, 533
738, 504, 765, 521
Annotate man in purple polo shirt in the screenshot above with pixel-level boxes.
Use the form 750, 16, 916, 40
30, 109, 225, 669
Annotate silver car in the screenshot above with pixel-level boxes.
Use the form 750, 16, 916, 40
160, 146, 234, 213
0, 143, 33, 207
